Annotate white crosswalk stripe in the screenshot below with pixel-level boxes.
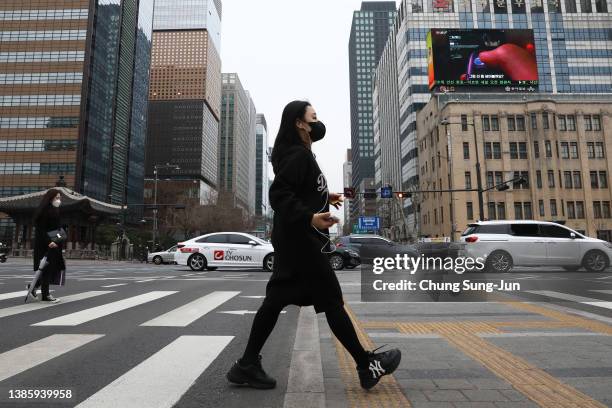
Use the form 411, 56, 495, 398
0, 290, 51, 301
32, 291, 177, 326
141, 291, 240, 327
0, 291, 113, 319
0, 334, 104, 382
527, 290, 612, 310
75, 335, 233, 408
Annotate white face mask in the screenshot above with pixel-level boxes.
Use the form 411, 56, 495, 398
52, 199, 61, 208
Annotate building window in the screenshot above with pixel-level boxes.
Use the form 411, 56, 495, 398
550, 199, 558, 216
545, 141, 552, 157
514, 171, 529, 189
542, 112, 550, 129
539, 200, 545, 217
509, 142, 527, 159
570, 142, 579, 159
536, 170, 542, 188
461, 114, 468, 131
567, 201, 576, 219
600, 171, 608, 188
584, 115, 592, 131
591, 171, 599, 188
534, 141, 539, 158
558, 115, 566, 131
484, 143, 492, 159
466, 202, 473, 220
576, 201, 584, 218
594, 201, 603, 219
510, 142, 518, 159
497, 203, 506, 220
488, 202, 497, 220
604, 202, 611, 218
514, 202, 523, 220
487, 172, 494, 189
516, 115, 525, 131
573, 171, 582, 189
465, 171, 472, 189
507, 116, 516, 131
593, 115, 601, 131
493, 142, 501, 159
519, 142, 527, 159
567, 115, 576, 131
560, 142, 570, 159
463, 142, 469, 159
531, 112, 537, 129
595, 142, 605, 158
491, 115, 499, 131
482, 116, 490, 131
564, 171, 573, 189
548, 170, 555, 188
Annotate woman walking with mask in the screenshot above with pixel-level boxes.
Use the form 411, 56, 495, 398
226, 100, 401, 390
26, 189, 66, 303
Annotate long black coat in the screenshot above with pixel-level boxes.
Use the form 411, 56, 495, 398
33, 207, 66, 285
267, 145, 343, 313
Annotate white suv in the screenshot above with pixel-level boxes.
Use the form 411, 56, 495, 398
175, 232, 274, 272
460, 220, 612, 272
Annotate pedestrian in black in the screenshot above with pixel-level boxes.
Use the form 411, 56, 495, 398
28, 189, 66, 303
226, 101, 401, 390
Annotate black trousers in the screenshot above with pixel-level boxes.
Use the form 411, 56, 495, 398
241, 296, 370, 369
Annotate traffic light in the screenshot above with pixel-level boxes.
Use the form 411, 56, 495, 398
344, 187, 356, 199
364, 192, 377, 199
397, 192, 412, 199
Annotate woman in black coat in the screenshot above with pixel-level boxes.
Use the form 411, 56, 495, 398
226, 101, 400, 390
29, 188, 65, 303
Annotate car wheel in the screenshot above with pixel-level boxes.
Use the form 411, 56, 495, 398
582, 250, 609, 272
485, 251, 513, 273
263, 254, 274, 272
153, 256, 163, 265
207, 267, 218, 271
330, 254, 344, 270
562, 265, 581, 272
188, 253, 207, 271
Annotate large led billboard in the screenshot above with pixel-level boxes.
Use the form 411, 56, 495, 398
427, 29, 539, 93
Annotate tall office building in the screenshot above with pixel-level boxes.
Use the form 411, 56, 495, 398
0, 0, 154, 236
255, 114, 270, 218
219, 73, 257, 215
375, 0, 612, 239
145, 0, 222, 201
348, 2, 397, 224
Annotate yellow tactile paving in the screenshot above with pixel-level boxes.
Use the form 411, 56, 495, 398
331, 305, 413, 408
340, 299, 612, 407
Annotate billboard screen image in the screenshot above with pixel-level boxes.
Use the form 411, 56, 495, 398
427, 29, 539, 93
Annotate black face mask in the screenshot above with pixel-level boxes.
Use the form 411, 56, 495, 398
308, 121, 326, 142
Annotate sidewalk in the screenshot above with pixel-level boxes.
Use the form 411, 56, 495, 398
311, 270, 612, 408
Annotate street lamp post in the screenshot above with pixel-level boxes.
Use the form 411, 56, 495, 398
152, 163, 180, 247
440, 117, 484, 221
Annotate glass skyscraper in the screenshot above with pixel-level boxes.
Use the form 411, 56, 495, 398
0, 0, 154, 238
348, 1, 397, 225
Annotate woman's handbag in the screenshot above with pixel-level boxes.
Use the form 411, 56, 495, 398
47, 228, 67, 244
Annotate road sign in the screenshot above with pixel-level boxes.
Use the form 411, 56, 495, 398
381, 186, 392, 199
358, 216, 380, 230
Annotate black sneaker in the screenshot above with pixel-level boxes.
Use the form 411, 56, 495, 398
226, 355, 276, 389
357, 345, 402, 390
41, 295, 60, 303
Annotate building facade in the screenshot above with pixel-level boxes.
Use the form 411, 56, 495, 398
417, 94, 612, 240
219, 73, 257, 215
0, 0, 154, 240
343, 149, 352, 235
375, 0, 612, 239
145, 0, 222, 202
348, 1, 397, 225
255, 114, 269, 217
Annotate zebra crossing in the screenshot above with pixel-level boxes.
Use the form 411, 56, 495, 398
0, 286, 277, 407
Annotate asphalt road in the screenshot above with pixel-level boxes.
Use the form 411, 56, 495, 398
0, 260, 297, 408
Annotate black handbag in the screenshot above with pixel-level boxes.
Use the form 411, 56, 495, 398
47, 228, 67, 244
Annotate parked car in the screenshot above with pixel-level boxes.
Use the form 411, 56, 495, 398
329, 245, 360, 270
460, 220, 612, 272
336, 234, 402, 255
148, 245, 177, 265
176, 232, 274, 272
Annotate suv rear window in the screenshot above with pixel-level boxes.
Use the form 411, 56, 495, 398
510, 224, 540, 237
461, 224, 509, 236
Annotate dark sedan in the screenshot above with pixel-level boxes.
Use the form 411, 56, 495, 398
329, 246, 361, 271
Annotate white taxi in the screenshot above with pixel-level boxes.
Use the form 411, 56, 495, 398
176, 232, 274, 272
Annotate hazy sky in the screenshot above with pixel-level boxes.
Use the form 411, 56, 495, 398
220, 0, 397, 224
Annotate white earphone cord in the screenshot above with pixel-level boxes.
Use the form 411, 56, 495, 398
311, 189, 335, 254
